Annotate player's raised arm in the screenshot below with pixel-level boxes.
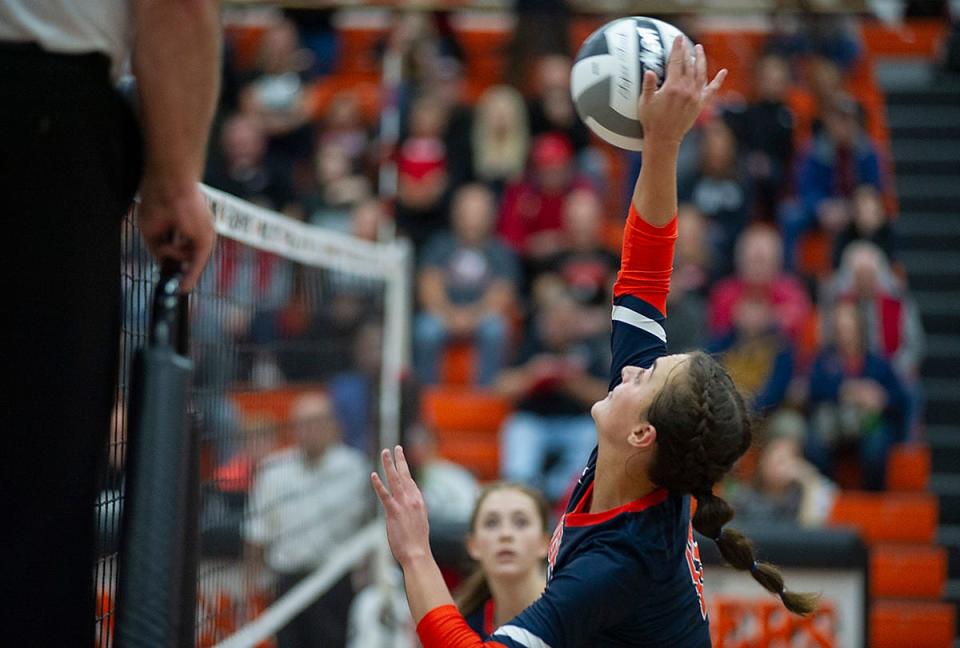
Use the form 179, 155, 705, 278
609, 38, 725, 382
631, 38, 726, 227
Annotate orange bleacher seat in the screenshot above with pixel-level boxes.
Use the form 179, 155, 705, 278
422, 386, 511, 481
335, 27, 386, 77
422, 386, 511, 433
306, 77, 382, 124
828, 491, 938, 544
225, 23, 269, 72
871, 544, 947, 599
441, 342, 475, 386
870, 600, 956, 648
862, 19, 948, 59
887, 443, 931, 492
797, 229, 833, 279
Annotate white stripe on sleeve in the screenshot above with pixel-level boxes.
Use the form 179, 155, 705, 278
492, 625, 553, 648
611, 305, 667, 343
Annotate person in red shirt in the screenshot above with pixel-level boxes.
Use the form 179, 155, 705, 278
497, 133, 593, 267
708, 224, 812, 343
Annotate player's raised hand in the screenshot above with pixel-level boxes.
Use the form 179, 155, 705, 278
638, 36, 727, 147
371, 446, 433, 567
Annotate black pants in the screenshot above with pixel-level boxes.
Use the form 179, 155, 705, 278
0, 44, 142, 645
275, 572, 354, 648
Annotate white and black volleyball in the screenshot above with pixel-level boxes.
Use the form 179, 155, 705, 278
571, 17, 692, 151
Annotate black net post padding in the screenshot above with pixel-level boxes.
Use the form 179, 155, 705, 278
115, 264, 199, 648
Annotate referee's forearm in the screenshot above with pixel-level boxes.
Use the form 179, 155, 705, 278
133, 0, 221, 195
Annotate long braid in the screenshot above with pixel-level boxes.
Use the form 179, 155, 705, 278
648, 351, 819, 616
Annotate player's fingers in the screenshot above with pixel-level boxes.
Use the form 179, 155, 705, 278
371, 472, 392, 505
702, 68, 728, 104
641, 70, 658, 102
666, 35, 684, 82
694, 44, 707, 88
394, 446, 414, 484
381, 447, 400, 491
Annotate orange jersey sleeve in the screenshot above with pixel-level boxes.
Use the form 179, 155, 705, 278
612, 203, 678, 315
417, 605, 508, 648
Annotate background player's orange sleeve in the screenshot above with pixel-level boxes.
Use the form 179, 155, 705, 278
612, 204, 678, 315
417, 605, 509, 648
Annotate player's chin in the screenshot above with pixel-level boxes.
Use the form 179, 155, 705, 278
590, 394, 611, 420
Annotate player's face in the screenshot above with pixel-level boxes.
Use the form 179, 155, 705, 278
467, 489, 549, 582
592, 354, 690, 443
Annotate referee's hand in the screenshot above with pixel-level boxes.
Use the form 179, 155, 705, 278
137, 180, 216, 293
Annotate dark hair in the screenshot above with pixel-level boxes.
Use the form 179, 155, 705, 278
647, 351, 819, 616
454, 483, 551, 618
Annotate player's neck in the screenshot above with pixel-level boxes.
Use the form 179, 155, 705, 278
590, 446, 657, 513
488, 567, 546, 627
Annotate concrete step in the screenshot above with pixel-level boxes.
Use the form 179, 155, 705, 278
887, 85, 960, 106
897, 175, 960, 204
887, 104, 960, 130
939, 525, 960, 582
892, 139, 960, 166
922, 336, 960, 379
897, 215, 960, 248
933, 474, 960, 525
924, 381, 960, 428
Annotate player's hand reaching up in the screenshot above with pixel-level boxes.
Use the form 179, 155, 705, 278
639, 36, 727, 147
372, 446, 433, 567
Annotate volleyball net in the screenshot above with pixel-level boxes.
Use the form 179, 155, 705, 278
95, 185, 412, 647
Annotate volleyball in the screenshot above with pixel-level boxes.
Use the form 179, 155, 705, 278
571, 17, 693, 151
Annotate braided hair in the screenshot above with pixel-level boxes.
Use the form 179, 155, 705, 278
647, 351, 818, 616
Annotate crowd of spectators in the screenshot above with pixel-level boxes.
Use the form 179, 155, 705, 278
196, 9, 930, 645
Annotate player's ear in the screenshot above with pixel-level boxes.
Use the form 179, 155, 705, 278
466, 534, 482, 561
627, 422, 657, 450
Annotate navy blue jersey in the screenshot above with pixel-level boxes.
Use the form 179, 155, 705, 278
417, 207, 710, 648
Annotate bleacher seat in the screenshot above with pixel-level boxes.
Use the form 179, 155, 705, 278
886, 443, 932, 492
828, 491, 938, 544
870, 600, 956, 648
871, 544, 947, 599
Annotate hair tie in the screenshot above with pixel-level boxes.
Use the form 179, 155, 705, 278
750, 560, 760, 574
713, 529, 723, 543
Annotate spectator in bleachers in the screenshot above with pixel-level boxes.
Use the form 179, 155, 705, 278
404, 423, 480, 527
498, 133, 594, 269
414, 184, 519, 386
679, 116, 752, 276
779, 92, 884, 270
317, 92, 372, 173
831, 184, 897, 268
708, 296, 796, 414
527, 54, 591, 154
429, 56, 475, 192
532, 188, 618, 338
664, 204, 712, 353
496, 294, 609, 503
349, 197, 390, 242
728, 410, 837, 526
303, 141, 371, 231
396, 93, 453, 251
725, 53, 796, 221
805, 301, 908, 490
245, 391, 369, 648
239, 18, 315, 171
708, 225, 812, 344
472, 85, 531, 198
206, 112, 297, 213
822, 241, 925, 383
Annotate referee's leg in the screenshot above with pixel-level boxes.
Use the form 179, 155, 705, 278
1, 47, 140, 645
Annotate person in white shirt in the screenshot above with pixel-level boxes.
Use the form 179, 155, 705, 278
1, 2, 218, 644
245, 391, 370, 648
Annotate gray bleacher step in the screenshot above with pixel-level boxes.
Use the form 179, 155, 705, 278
923, 336, 960, 378
932, 475, 960, 525
924, 380, 960, 429
896, 175, 960, 203
901, 250, 960, 275
886, 85, 960, 106
887, 104, 960, 129
897, 215, 960, 247
892, 139, 960, 165
927, 425, 960, 447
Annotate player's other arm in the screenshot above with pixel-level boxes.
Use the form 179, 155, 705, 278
133, 0, 220, 292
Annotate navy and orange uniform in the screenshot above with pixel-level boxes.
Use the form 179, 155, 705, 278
417, 205, 710, 648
